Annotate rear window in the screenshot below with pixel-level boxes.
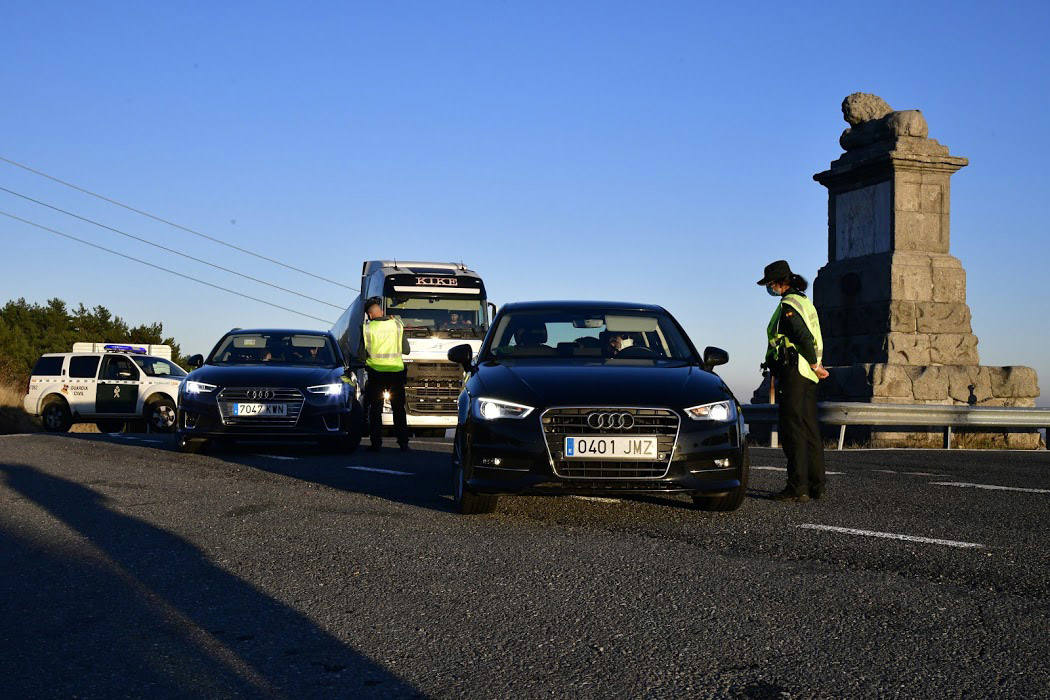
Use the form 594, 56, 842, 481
69, 356, 100, 379
32, 356, 64, 377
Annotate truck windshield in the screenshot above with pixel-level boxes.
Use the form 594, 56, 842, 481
209, 333, 340, 367
385, 295, 487, 337
485, 309, 696, 362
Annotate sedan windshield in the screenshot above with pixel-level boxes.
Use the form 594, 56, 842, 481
486, 309, 696, 361
209, 333, 339, 367
132, 356, 187, 378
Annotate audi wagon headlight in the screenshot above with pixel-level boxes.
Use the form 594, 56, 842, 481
684, 400, 735, 421
475, 397, 534, 420
307, 383, 345, 396
182, 381, 217, 395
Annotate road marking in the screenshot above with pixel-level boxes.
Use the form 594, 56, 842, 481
903, 471, 939, 476
798, 524, 985, 549
932, 481, 1050, 494
346, 466, 412, 476
254, 454, 299, 461
572, 496, 622, 504
753, 465, 845, 475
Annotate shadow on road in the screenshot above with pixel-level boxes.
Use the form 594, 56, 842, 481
0, 461, 424, 698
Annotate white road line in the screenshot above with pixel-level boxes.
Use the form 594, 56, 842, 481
572, 496, 622, 504
254, 454, 299, 461
346, 466, 412, 476
798, 524, 985, 549
932, 481, 1050, 494
873, 469, 897, 474
753, 466, 845, 475
903, 471, 940, 477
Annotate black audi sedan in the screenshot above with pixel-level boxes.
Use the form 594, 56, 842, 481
446, 301, 748, 514
176, 329, 363, 453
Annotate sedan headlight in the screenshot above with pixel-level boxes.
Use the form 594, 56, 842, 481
182, 380, 217, 395
684, 400, 735, 421
475, 397, 534, 420
307, 383, 345, 396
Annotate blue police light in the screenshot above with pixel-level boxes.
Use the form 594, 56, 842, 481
104, 344, 148, 354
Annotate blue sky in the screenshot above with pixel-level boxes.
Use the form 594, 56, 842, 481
1, 1, 1047, 404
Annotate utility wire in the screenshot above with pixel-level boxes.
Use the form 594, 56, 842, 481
0, 185, 344, 310
0, 154, 358, 291
0, 210, 335, 325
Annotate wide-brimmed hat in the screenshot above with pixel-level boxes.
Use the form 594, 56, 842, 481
757, 260, 793, 285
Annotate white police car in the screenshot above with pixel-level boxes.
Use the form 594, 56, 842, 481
23, 344, 186, 433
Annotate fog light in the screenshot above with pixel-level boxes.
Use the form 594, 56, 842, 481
714, 458, 730, 467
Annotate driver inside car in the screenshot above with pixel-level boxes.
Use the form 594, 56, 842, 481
511, 322, 556, 355
601, 331, 635, 358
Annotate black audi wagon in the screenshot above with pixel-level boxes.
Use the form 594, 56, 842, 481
446, 301, 749, 514
176, 329, 364, 453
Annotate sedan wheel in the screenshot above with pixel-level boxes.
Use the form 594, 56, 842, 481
452, 432, 499, 515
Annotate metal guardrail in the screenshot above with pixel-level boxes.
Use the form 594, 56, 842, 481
742, 402, 1050, 450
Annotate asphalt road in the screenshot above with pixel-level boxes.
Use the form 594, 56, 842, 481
1, 433, 1048, 699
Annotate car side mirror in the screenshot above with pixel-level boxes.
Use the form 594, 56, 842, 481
188, 354, 204, 369
447, 344, 474, 372
702, 346, 729, 371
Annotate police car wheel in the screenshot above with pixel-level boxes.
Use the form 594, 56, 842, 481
41, 400, 72, 433
692, 447, 750, 512
148, 399, 177, 433
453, 434, 498, 515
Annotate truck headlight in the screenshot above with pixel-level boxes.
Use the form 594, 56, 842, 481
307, 383, 345, 396
684, 400, 735, 421
182, 381, 217, 395
475, 397, 534, 420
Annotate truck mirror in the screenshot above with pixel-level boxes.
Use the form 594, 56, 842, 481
447, 344, 474, 372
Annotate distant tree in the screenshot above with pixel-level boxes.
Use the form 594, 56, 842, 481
0, 298, 185, 383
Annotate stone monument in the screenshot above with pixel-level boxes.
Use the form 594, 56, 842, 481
809, 93, 1041, 447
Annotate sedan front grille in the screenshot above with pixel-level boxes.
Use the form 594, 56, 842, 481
217, 387, 305, 427
541, 407, 680, 479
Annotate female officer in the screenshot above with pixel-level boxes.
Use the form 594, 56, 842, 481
758, 260, 829, 502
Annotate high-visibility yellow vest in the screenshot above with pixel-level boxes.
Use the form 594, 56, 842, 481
766, 293, 823, 383
363, 318, 405, 372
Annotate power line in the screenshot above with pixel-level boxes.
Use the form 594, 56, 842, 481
0, 185, 345, 310
0, 154, 358, 291
0, 210, 335, 325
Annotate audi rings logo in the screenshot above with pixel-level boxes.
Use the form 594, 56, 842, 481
586, 411, 635, 430
246, 389, 274, 400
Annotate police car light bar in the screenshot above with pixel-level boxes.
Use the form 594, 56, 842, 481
103, 344, 148, 354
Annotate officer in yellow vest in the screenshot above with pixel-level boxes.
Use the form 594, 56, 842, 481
360, 296, 411, 451
758, 260, 829, 502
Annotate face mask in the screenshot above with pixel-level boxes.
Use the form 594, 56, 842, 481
766, 284, 780, 297
618, 337, 634, 350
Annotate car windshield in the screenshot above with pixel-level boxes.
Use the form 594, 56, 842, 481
209, 333, 339, 367
485, 309, 696, 362
385, 295, 487, 338
132, 356, 187, 378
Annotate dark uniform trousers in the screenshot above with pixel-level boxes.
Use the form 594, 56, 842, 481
775, 364, 826, 495
365, 367, 409, 447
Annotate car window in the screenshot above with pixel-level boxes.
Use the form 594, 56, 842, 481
31, 356, 64, 377
100, 355, 140, 380
487, 310, 695, 361
132, 356, 187, 378
209, 333, 339, 367
69, 356, 101, 379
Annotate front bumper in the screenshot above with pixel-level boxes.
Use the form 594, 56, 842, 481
177, 392, 355, 439
462, 410, 746, 496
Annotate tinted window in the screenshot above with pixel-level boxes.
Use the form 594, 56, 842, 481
32, 356, 64, 376
69, 356, 101, 379
209, 333, 338, 366
100, 355, 139, 380
132, 356, 187, 378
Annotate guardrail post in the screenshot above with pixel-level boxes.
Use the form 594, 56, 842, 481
944, 426, 953, 450
770, 428, 778, 449
838, 425, 846, 450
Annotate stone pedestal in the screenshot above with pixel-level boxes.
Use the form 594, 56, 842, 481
755, 93, 1041, 448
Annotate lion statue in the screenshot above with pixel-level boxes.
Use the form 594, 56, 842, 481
839, 92, 929, 150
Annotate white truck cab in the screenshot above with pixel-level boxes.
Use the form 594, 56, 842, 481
24, 343, 186, 433
332, 261, 492, 432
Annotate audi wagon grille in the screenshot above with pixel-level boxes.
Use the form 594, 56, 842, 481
217, 387, 305, 427
541, 407, 680, 479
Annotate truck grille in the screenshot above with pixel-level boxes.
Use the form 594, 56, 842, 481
217, 387, 304, 427
405, 361, 463, 415
541, 407, 680, 479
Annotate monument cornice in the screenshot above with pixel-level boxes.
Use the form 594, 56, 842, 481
814, 151, 968, 191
